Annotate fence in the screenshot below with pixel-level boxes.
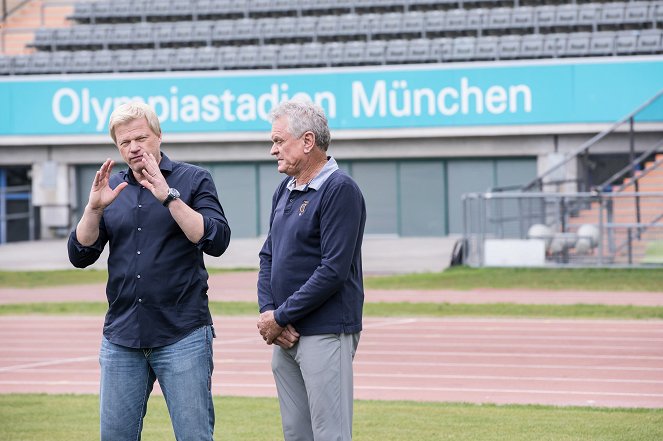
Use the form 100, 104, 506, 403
462, 191, 663, 267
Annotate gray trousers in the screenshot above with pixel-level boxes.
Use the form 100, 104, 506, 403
271, 333, 360, 441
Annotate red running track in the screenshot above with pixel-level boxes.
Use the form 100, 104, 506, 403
1, 316, 662, 408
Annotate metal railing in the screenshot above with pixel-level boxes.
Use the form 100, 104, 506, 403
462, 191, 663, 268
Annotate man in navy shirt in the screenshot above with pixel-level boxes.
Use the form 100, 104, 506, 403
68, 101, 230, 441
257, 100, 366, 441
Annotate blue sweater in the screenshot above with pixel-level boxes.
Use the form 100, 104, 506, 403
258, 167, 366, 336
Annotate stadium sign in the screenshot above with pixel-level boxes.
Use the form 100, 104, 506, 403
0, 57, 661, 139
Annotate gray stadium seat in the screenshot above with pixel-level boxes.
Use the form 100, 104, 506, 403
623, 2, 650, 26
543, 33, 566, 58
195, 46, 219, 70
31, 28, 56, 51
577, 3, 600, 31
114, 50, 136, 72
317, 15, 338, 41
564, 32, 591, 57
535, 5, 556, 32
336, 14, 361, 40
298, 42, 326, 67
234, 18, 260, 44
430, 37, 452, 62
636, 29, 663, 53
364, 40, 387, 65
257, 18, 277, 44
152, 48, 175, 71
171, 48, 196, 71
196, 0, 246, 19
91, 1, 112, 23
258, 45, 279, 69
277, 44, 301, 68
444, 9, 467, 35
485, 8, 511, 33
450, 37, 476, 61
49, 51, 72, 74
29, 52, 52, 74
154, 23, 174, 48
11, 55, 31, 75
498, 35, 522, 59
554, 4, 578, 30
402, 11, 425, 38
589, 31, 615, 56
171, 0, 194, 20
211, 20, 236, 44
475, 36, 498, 60
385, 39, 408, 64
235, 45, 261, 69
599, 2, 625, 30
90, 50, 114, 73
69, 1, 94, 23
172, 21, 202, 47
53, 27, 74, 50
134, 49, 157, 71
512, 7, 535, 34
614, 30, 638, 55
300, 0, 353, 16
218, 46, 239, 69
342, 41, 366, 66
106, 0, 141, 23
377, 13, 402, 38
192, 21, 213, 47
520, 34, 544, 59
466, 8, 486, 32
423, 10, 445, 36
406, 38, 432, 63
324, 42, 345, 66
71, 25, 102, 50
68, 51, 95, 73
359, 14, 382, 38
652, 2, 663, 25
0, 55, 13, 75
147, 0, 173, 22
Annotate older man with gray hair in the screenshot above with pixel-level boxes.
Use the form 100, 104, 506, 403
257, 100, 367, 441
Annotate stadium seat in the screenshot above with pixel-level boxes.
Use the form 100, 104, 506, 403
53, 27, 75, 50
652, 2, 663, 25
68, 51, 95, 73
535, 5, 556, 32
211, 20, 236, 44
406, 38, 432, 63
564, 32, 591, 57
49, 51, 72, 74
317, 15, 338, 41
69, 1, 94, 24
466, 8, 486, 33
589, 31, 615, 56
256, 18, 277, 44
154, 22, 175, 48
233, 18, 260, 44
512, 7, 535, 34
0, 56, 12, 75
71, 24, 107, 50
423, 10, 445, 37
91, 1, 112, 23
485, 8, 511, 34
520, 33, 544, 58
31, 28, 56, 51
218, 45, 239, 69
614, 30, 638, 55
554, 4, 578, 30
90, 50, 114, 73
402, 11, 425, 38
298, 42, 326, 67
194, 46, 219, 70
258, 45, 279, 69
475, 36, 498, 60
170, 0, 195, 20
11, 55, 31, 75
196, 0, 246, 20
623, 2, 650, 27
105, 0, 142, 23
277, 43, 301, 68
636, 29, 663, 54
133, 49, 157, 71
171, 47, 196, 71
577, 3, 600, 31
152, 48, 175, 71
324, 42, 345, 66
114, 50, 136, 72
542, 33, 566, 58
498, 35, 522, 59
234, 45, 260, 69
29, 52, 52, 74
300, 0, 353, 16
376, 12, 402, 38
444, 9, 467, 35
191, 21, 213, 47
147, 0, 173, 22
342, 41, 366, 66
599, 2, 625, 30
359, 13, 383, 39
336, 14, 361, 40
385, 39, 408, 64
364, 40, 387, 65
450, 37, 476, 61
429, 37, 453, 62
172, 21, 203, 47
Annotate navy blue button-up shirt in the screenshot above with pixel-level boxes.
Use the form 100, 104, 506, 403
68, 153, 230, 348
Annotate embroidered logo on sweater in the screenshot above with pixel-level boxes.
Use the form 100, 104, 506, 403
299, 200, 309, 216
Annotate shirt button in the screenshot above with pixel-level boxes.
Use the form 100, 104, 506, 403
137, 251, 141, 255
138, 298, 143, 303
137, 227, 142, 231
137, 274, 141, 279
138, 204, 142, 208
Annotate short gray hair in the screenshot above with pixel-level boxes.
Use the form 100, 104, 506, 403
270, 100, 331, 151
109, 101, 161, 143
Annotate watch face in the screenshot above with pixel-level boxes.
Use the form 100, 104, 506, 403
170, 188, 180, 199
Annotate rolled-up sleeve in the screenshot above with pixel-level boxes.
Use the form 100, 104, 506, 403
192, 170, 231, 257
67, 222, 107, 268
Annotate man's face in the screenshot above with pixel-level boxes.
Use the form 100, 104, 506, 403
114, 117, 162, 177
270, 117, 306, 176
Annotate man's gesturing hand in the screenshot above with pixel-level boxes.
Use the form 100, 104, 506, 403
88, 159, 128, 211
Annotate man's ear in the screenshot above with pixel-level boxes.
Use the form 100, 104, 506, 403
302, 131, 316, 153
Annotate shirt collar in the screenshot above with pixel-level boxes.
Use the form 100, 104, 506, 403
286, 156, 339, 192
123, 152, 173, 184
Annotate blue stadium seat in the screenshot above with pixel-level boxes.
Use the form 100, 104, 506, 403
196, 0, 246, 20
359, 13, 382, 38
233, 18, 260, 44
192, 21, 213, 47
211, 20, 236, 44
235, 45, 261, 69
466, 8, 487, 32
31, 28, 56, 51
535, 6, 556, 32
106, 0, 142, 23
377, 12, 402, 38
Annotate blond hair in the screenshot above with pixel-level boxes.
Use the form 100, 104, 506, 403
108, 101, 162, 143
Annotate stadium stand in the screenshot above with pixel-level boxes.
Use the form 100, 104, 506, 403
0, 0, 662, 74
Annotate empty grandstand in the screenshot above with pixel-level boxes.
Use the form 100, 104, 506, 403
0, 0, 662, 267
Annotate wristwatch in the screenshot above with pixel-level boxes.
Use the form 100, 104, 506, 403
163, 188, 180, 207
